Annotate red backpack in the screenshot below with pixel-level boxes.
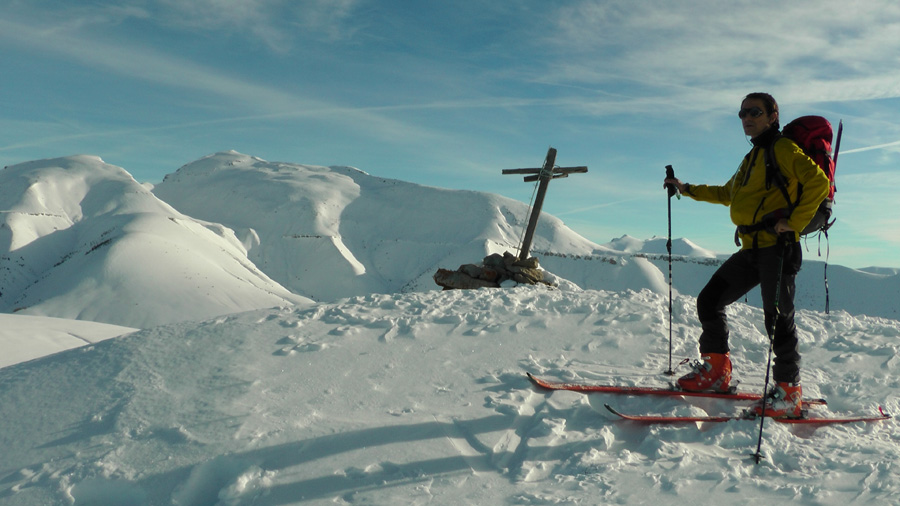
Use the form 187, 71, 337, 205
765, 116, 841, 235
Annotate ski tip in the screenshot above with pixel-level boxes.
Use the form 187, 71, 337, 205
878, 406, 892, 419
526, 372, 550, 389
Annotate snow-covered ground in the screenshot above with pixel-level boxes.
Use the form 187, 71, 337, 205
0, 314, 136, 368
2, 288, 898, 505
2, 152, 899, 505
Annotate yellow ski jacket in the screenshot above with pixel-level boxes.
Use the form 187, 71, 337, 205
684, 136, 830, 250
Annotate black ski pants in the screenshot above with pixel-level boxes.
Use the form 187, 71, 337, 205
696, 240, 802, 384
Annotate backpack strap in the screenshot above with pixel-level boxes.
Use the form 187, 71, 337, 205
764, 136, 800, 212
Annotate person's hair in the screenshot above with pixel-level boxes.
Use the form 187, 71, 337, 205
743, 92, 780, 130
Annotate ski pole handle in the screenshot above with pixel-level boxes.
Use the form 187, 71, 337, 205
665, 165, 679, 198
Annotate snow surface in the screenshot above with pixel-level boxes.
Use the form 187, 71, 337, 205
2, 288, 899, 505
0, 314, 136, 368
1, 152, 899, 504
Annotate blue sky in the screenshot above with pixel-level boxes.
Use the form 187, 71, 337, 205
2, 1, 899, 269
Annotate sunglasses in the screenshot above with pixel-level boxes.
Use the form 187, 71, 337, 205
738, 107, 765, 119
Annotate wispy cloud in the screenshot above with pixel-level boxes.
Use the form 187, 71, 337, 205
554, 197, 646, 217
833, 171, 900, 248
841, 140, 900, 155
0, 8, 442, 147
0, 16, 301, 111
153, 0, 361, 50
4, 0, 363, 54
541, 1, 900, 108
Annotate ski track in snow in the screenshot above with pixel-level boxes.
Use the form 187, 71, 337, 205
1, 287, 898, 505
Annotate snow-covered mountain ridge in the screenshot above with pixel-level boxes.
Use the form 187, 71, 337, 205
152, 151, 602, 301
0, 154, 308, 328
3, 151, 897, 330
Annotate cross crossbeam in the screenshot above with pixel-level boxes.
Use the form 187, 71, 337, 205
502, 147, 588, 260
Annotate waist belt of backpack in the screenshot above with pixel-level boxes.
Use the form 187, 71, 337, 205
734, 222, 770, 247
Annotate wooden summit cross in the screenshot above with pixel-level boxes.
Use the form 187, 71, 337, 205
503, 147, 587, 261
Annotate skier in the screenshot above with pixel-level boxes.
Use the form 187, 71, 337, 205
663, 92, 830, 417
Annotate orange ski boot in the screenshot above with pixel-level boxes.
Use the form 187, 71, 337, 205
750, 382, 803, 418
676, 352, 732, 393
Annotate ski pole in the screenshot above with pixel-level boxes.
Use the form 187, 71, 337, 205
664, 165, 678, 375
753, 233, 789, 464
823, 120, 842, 315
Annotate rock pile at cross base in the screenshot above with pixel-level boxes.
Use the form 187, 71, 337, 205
433, 252, 547, 289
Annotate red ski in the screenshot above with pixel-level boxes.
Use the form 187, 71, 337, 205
527, 372, 827, 406
605, 404, 892, 425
